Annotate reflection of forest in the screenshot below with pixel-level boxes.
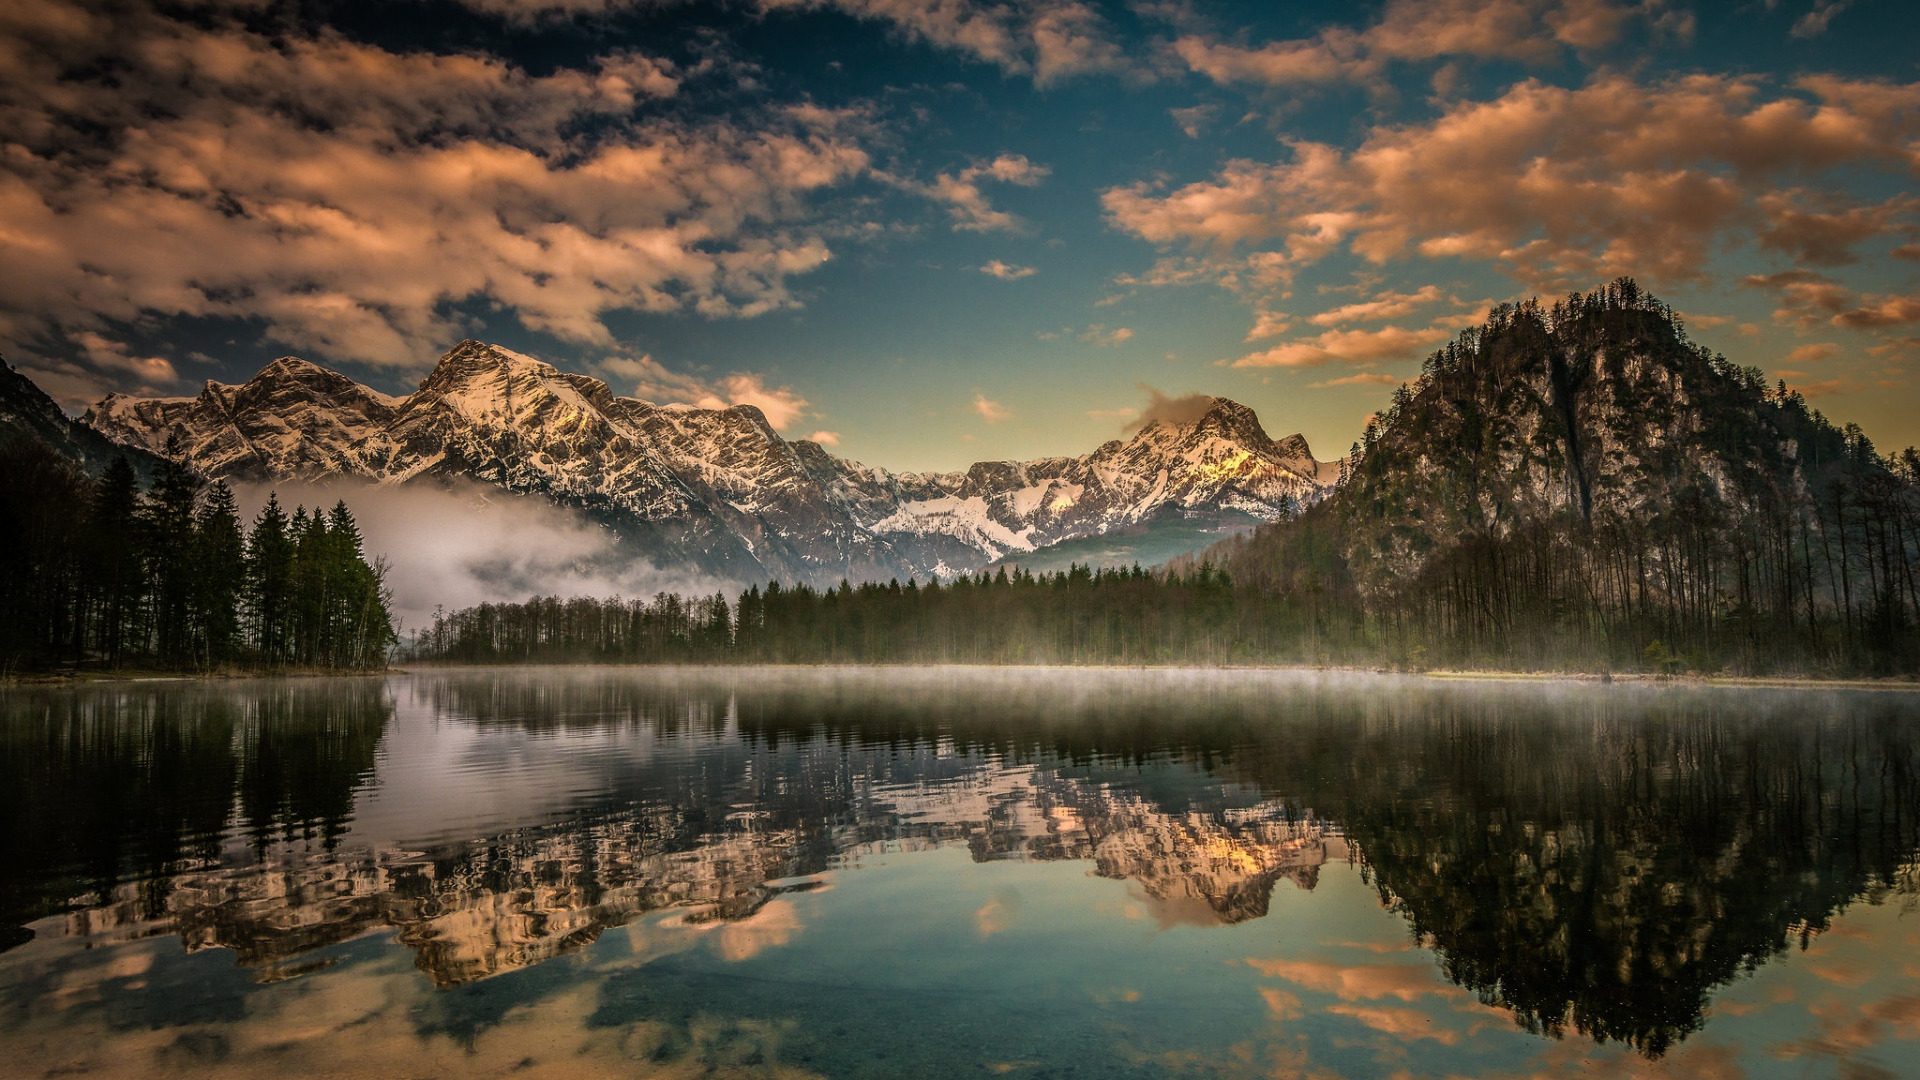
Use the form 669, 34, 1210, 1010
3, 670, 1916, 1057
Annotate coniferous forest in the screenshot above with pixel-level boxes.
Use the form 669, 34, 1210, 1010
6, 282, 1918, 678
0, 437, 395, 673
407, 283, 1920, 678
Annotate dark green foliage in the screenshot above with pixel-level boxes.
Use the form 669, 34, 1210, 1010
408, 283, 1918, 675
407, 564, 1261, 665
1193, 280, 1920, 675
0, 440, 394, 672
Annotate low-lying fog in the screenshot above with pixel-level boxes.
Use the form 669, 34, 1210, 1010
230, 479, 735, 632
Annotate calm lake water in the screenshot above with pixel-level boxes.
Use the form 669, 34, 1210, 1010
1, 668, 1916, 1079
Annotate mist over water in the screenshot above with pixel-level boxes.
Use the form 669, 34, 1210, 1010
1, 668, 1916, 1079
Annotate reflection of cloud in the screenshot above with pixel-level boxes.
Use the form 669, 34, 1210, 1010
1327, 1003, 1459, 1044
1261, 987, 1303, 1021
1248, 957, 1462, 1003
975, 889, 1023, 936
714, 898, 803, 962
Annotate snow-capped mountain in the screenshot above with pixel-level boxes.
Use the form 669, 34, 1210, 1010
81, 341, 1333, 585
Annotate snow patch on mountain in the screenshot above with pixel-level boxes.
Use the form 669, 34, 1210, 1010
79, 340, 1336, 585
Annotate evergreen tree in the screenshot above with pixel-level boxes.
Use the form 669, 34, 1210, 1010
246, 494, 296, 663
141, 440, 200, 663
87, 456, 143, 666
193, 482, 247, 666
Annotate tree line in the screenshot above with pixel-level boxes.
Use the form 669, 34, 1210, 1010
404, 564, 1257, 665
1192, 281, 1920, 676
406, 281, 1919, 677
0, 437, 395, 672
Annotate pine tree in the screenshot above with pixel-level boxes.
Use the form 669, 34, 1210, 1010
86, 457, 143, 666
193, 481, 247, 666
246, 494, 296, 663
141, 441, 200, 663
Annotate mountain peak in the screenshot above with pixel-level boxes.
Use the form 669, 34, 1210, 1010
250, 355, 334, 383
1196, 397, 1270, 441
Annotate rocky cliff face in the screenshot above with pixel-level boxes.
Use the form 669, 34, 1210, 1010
82, 340, 1333, 585
0, 357, 165, 477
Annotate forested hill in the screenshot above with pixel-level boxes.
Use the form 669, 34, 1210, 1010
1193, 279, 1920, 674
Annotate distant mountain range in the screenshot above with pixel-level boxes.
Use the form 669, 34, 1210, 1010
3, 341, 1332, 586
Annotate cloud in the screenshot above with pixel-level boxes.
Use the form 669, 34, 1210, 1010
691, 374, 812, 430
591, 355, 813, 430
806, 429, 841, 445
758, 0, 1130, 85
1757, 191, 1917, 266
1171, 0, 1684, 91
0, 1, 870, 395
1170, 104, 1220, 138
972, 393, 1011, 423
1123, 387, 1215, 433
1832, 292, 1920, 329
1307, 285, 1447, 327
1104, 74, 1920, 297
1784, 343, 1843, 365
1086, 405, 1140, 421
981, 260, 1038, 280
1791, 0, 1853, 39
920, 155, 1051, 233
1309, 372, 1403, 388
1235, 326, 1449, 368
1079, 325, 1134, 346
229, 480, 734, 629
1245, 310, 1293, 341
1745, 273, 1920, 331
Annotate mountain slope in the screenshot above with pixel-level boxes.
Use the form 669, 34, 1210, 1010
77, 341, 1333, 586
0, 357, 164, 477
1195, 279, 1920, 672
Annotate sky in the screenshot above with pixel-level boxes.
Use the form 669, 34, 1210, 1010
2, 0, 1917, 472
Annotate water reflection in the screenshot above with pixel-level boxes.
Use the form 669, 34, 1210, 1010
1, 668, 1916, 1073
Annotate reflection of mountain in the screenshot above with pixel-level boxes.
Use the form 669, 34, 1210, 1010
11, 674, 1341, 987
1294, 708, 1920, 1057
4, 669, 1917, 1057
0, 679, 390, 935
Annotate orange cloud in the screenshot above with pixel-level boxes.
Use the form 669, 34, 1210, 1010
973, 394, 1012, 423
1171, 0, 1685, 90
1105, 74, 1920, 295
1309, 373, 1403, 389
757, 0, 1130, 86
1247, 957, 1462, 1002
1306, 285, 1447, 327
1327, 1003, 1460, 1044
0, 1, 870, 394
1235, 326, 1448, 368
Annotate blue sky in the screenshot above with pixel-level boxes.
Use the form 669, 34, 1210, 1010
2, 0, 1917, 470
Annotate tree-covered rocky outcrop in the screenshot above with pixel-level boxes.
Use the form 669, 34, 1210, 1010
1200, 279, 1920, 674
407, 281, 1919, 676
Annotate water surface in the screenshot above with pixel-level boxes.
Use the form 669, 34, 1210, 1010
1, 667, 1917, 1079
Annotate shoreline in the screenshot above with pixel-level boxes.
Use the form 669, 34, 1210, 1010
4, 661, 1916, 692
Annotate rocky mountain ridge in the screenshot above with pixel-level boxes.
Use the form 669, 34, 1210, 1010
78, 340, 1333, 585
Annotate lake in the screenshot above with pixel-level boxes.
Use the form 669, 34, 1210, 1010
1, 667, 1916, 1079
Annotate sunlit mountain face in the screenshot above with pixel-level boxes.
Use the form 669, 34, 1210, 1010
2, 0, 1917, 476
2, 669, 1915, 1078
